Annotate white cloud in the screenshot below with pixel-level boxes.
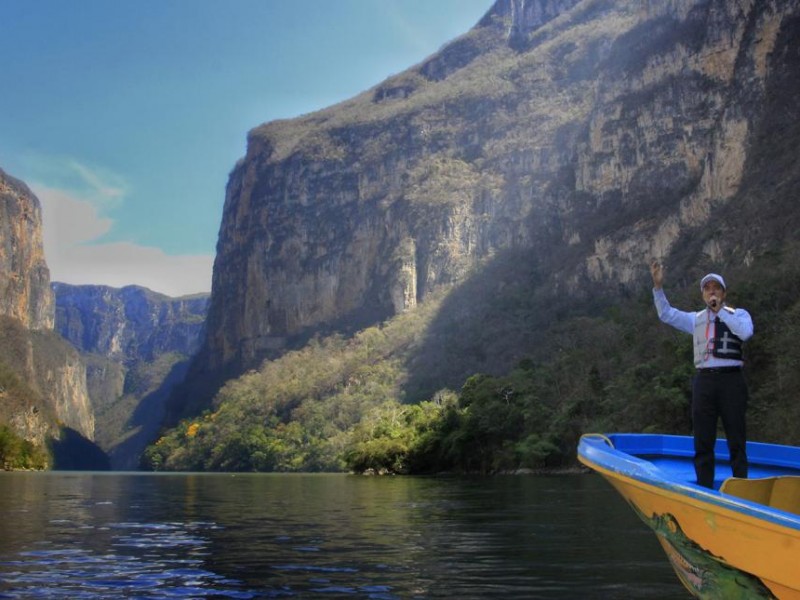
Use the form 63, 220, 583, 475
33, 183, 213, 297
33, 184, 113, 246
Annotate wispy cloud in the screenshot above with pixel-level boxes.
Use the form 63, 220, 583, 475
22, 154, 128, 211
32, 178, 213, 298
68, 159, 127, 206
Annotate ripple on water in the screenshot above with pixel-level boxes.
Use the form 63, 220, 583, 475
0, 522, 256, 599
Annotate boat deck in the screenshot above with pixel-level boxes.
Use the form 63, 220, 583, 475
598, 434, 800, 491
643, 455, 800, 490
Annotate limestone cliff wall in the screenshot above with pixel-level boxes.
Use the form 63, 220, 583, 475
32, 338, 94, 439
188, 0, 800, 411
53, 283, 209, 362
0, 168, 94, 442
52, 283, 209, 468
0, 168, 54, 330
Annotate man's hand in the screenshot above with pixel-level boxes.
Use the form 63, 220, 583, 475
650, 260, 664, 290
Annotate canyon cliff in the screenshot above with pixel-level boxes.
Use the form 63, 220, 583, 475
0, 168, 53, 331
53, 284, 209, 469
174, 0, 800, 420
54, 284, 208, 361
0, 168, 94, 451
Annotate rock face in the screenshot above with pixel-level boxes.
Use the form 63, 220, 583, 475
182, 0, 800, 416
0, 168, 94, 446
53, 283, 209, 469
0, 168, 53, 330
53, 284, 209, 361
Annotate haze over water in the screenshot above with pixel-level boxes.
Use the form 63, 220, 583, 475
0, 472, 686, 598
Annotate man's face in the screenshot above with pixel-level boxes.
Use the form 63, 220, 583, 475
702, 280, 726, 310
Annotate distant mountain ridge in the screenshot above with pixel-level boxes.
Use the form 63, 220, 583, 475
53, 283, 208, 362
173, 0, 800, 421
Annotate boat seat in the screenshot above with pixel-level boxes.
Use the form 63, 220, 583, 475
720, 476, 800, 516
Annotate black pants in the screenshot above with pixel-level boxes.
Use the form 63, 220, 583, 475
691, 370, 748, 489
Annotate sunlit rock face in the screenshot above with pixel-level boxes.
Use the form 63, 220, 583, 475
0, 168, 53, 331
501, 0, 583, 48
183, 0, 800, 414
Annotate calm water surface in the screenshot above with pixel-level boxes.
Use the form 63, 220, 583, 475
0, 472, 687, 599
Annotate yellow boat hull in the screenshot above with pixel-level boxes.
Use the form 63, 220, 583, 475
579, 434, 800, 599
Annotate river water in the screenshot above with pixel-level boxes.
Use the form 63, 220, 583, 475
0, 472, 687, 599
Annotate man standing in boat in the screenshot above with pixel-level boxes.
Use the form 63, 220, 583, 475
650, 262, 754, 489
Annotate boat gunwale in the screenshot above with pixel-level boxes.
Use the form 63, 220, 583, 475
578, 433, 800, 531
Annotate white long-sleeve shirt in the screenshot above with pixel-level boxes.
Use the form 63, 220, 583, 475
653, 288, 753, 369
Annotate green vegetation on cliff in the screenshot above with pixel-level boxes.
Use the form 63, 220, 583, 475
143, 243, 800, 474
0, 424, 48, 470
144, 2, 800, 474
0, 357, 49, 470
0, 320, 54, 470
143, 293, 445, 471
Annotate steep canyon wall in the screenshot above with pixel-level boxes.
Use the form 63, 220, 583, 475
53, 284, 209, 469
180, 0, 800, 416
0, 168, 94, 444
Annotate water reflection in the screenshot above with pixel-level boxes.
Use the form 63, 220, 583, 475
0, 472, 687, 598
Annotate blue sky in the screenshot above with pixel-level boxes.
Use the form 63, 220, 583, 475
0, 0, 494, 296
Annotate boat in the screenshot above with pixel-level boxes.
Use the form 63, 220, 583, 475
577, 433, 800, 599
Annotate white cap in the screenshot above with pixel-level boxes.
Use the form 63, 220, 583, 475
700, 273, 726, 291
